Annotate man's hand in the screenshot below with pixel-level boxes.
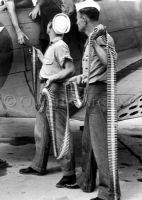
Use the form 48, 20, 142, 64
29, 5, 40, 20
17, 30, 29, 44
93, 24, 106, 40
68, 76, 77, 82
76, 75, 83, 85
33, 47, 43, 62
44, 77, 54, 88
69, 75, 82, 85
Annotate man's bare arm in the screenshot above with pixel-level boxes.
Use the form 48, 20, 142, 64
29, 0, 45, 20
5, 0, 29, 44
93, 41, 108, 66
45, 60, 75, 87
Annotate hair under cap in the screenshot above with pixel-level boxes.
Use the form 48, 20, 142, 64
75, 0, 101, 12
52, 13, 71, 34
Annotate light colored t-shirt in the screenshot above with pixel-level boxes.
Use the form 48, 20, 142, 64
40, 37, 72, 79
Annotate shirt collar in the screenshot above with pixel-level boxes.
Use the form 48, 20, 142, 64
84, 29, 97, 48
50, 36, 63, 45
84, 38, 89, 48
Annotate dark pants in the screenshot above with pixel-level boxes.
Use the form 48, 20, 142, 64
30, 83, 75, 176
78, 82, 121, 200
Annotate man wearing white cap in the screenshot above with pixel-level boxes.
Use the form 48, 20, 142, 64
19, 13, 78, 189
69, 0, 121, 200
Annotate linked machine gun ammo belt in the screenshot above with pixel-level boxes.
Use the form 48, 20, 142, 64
89, 27, 119, 200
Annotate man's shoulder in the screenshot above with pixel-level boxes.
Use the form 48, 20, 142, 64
54, 39, 68, 48
97, 33, 115, 47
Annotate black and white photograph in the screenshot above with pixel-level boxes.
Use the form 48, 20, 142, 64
0, 0, 142, 200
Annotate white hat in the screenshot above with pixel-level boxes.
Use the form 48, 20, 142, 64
52, 13, 71, 35
75, 0, 101, 12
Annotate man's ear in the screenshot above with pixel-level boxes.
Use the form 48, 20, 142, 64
47, 21, 52, 33
82, 14, 87, 25
48, 21, 52, 29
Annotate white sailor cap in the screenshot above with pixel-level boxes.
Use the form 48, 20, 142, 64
75, 0, 101, 12
52, 13, 71, 35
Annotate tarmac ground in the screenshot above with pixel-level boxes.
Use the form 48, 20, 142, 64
0, 119, 142, 200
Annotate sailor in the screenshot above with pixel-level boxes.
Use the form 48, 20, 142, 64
69, 0, 121, 199
19, 13, 79, 189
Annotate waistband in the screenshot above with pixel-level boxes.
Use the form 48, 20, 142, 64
40, 79, 106, 86
89, 81, 106, 86
40, 78, 67, 85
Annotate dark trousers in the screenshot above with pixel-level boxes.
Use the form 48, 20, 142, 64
78, 83, 121, 200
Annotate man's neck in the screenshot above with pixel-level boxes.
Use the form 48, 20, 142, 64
49, 34, 63, 43
49, 34, 57, 42
49, 30, 58, 42
85, 21, 99, 37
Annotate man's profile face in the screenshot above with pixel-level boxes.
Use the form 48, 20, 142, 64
76, 12, 86, 32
